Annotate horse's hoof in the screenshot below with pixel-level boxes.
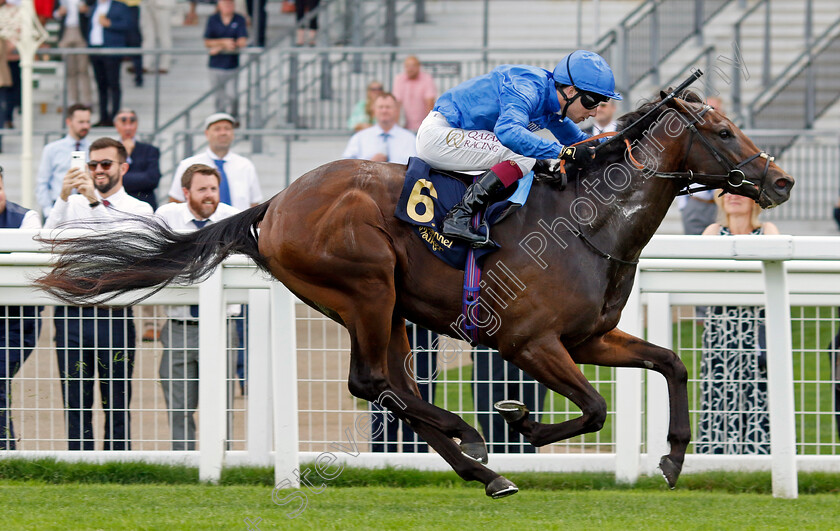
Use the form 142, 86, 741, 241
460, 441, 489, 464
659, 456, 682, 489
494, 399, 529, 423
486, 476, 518, 499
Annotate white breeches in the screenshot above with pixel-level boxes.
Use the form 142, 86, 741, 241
415, 111, 536, 174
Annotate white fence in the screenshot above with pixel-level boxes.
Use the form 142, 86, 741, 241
2, 231, 840, 498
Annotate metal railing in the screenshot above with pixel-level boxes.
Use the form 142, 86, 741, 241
748, 17, 840, 130
603, 0, 735, 97
731, 0, 772, 121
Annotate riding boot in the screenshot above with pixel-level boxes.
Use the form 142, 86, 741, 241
441, 169, 507, 247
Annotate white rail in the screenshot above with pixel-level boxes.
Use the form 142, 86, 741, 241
2, 231, 840, 498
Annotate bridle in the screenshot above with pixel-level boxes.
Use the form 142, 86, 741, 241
642, 101, 776, 203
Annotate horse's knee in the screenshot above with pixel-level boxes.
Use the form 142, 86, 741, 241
582, 394, 608, 432
664, 350, 688, 386
347, 372, 388, 403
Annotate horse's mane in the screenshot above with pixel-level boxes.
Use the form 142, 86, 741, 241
592, 90, 705, 164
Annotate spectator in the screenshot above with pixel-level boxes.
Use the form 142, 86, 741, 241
826, 325, 840, 434
114, 107, 162, 342
183, 1, 197, 26
0, 0, 20, 129
118, 0, 143, 87
45, 137, 154, 450
113, 108, 161, 209
678, 187, 717, 235
140, 0, 173, 74
35, 103, 92, 217
294, 0, 318, 47
167, 112, 261, 389
167, 112, 262, 209
247, 0, 266, 47
582, 100, 617, 135
370, 324, 436, 452
341, 93, 416, 164
346, 80, 384, 132
204, 0, 247, 118
472, 347, 547, 453
155, 163, 240, 450
392, 56, 436, 132
88, 0, 132, 126
0, 34, 11, 152
696, 192, 779, 455
54, 0, 93, 108
0, 168, 43, 450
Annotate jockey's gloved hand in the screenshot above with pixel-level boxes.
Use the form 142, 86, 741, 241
559, 145, 595, 164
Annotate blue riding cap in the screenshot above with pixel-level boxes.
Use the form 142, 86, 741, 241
552, 50, 622, 100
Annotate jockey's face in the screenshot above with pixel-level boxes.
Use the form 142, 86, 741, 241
558, 86, 599, 123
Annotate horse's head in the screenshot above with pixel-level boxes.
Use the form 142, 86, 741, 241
663, 94, 794, 208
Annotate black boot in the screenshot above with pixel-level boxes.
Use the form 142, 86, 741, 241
441, 169, 506, 247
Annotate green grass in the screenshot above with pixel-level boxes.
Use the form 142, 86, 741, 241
2, 482, 839, 530
2, 461, 839, 529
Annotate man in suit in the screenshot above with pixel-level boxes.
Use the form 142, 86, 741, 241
114, 108, 163, 342
113, 108, 161, 209
54, 0, 93, 107
0, 169, 42, 449
88, 0, 132, 126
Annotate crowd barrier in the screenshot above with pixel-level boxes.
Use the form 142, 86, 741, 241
2, 231, 840, 499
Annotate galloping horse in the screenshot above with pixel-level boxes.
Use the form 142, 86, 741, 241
37, 92, 793, 498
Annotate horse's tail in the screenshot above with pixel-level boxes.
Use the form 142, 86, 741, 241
35, 200, 274, 306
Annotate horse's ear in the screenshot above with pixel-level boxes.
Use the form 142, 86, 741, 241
660, 90, 668, 99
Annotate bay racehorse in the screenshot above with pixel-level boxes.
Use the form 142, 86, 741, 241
36, 92, 793, 498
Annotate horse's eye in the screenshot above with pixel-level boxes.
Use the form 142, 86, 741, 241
719, 129, 731, 139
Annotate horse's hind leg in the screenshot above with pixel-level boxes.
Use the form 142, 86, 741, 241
386, 320, 517, 498
340, 287, 510, 495
385, 318, 488, 463
569, 329, 690, 488
494, 334, 610, 446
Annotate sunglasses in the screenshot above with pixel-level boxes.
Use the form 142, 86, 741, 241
87, 159, 115, 170
578, 90, 609, 110
117, 116, 137, 123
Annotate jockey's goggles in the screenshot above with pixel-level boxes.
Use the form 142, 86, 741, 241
578, 90, 610, 110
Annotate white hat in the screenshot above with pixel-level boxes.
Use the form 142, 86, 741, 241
204, 112, 236, 129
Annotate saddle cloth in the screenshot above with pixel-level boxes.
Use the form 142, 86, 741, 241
394, 157, 533, 269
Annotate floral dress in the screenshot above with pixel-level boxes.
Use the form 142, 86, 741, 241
696, 226, 770, 454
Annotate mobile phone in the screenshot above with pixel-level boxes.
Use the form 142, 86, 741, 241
70, 151, 86, 171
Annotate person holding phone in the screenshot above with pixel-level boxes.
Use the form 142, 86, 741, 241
44, 138, 152, 450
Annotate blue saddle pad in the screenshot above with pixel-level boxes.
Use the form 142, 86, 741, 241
394, 157, 533, 269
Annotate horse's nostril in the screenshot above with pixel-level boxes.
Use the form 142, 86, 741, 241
774, 178, 791, 191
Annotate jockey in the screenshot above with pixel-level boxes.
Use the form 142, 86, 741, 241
416, 50, 622, 247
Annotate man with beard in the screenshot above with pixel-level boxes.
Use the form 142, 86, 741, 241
154, 163, 240, 449
45, 137, 153, 450
36, 103, 92, 217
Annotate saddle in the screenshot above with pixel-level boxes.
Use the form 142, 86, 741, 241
394, 157, 535, 269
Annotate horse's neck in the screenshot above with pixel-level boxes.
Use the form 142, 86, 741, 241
584, 131, 684, 261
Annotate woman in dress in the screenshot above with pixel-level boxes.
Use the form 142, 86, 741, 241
697, 193, 779, 454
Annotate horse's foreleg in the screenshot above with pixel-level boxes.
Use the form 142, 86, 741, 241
497, 335, 609, 447
570, 328, 690, 488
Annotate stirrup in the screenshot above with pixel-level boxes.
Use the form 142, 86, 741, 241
470, 220, 495, 249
